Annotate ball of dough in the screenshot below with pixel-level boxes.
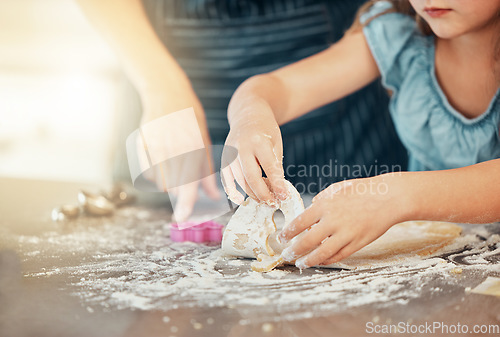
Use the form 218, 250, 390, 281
221, 180, 304, 259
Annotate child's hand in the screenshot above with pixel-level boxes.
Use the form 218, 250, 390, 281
279, 174, 411, 269
221, 108, 288, 206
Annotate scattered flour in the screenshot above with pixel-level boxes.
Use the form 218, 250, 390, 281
3, 209, 499, 322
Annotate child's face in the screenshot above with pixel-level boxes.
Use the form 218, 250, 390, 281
409, 0, 500, 38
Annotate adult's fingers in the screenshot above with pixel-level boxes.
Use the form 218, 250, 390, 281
255, 145, 287, 200
173, 181, 199, 223
280, 219, 334, 262
239, 154, 276, 205
201, 174, 221, 200
294, 231, 354, 269
154, 164, 171, 193
279, 202, 323, 243
168, 186, 179, 196
135, 136, 153, 179
221, 166, 245, 205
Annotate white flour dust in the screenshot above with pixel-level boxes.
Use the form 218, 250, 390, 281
4, 207, 500, 322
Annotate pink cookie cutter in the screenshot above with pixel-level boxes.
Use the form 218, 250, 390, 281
170, 220, 224, 243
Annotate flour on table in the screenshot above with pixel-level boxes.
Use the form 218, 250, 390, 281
3, 206, 499, 323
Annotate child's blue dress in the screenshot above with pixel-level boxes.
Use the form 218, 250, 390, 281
362, 1, 500, 171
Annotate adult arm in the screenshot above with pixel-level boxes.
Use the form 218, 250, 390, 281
76, 0, 219, 221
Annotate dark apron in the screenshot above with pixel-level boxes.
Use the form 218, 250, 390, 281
141, 0, 407, 193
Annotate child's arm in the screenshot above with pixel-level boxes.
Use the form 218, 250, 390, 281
397, 158, 500, 224
279, 159, 500, 269
223, 31, 380, 204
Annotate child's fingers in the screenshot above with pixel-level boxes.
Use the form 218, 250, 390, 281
230, 161, 258, 201
255, 145, 287, 200
294, 232, 354, 269
295, 232, 353, 269
312, 180, 353, 203
280, 219, 334, 262
239, 154, 276, 205
279, 203, 322, 243
221, 166, 245, 205
320, 240, 361, 266
312, 185, 335, 203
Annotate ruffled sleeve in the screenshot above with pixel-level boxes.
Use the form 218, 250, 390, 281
362, 1, 424, 92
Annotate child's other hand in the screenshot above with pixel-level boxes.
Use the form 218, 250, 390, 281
279, 174, 411, 269
221, 109, 288, 206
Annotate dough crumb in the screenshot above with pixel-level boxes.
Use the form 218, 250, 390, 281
261, 323, 274, 333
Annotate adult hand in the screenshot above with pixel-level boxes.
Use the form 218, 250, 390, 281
138, 87, 220, 222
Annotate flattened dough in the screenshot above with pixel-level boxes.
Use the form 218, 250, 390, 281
324, 220, 462, 270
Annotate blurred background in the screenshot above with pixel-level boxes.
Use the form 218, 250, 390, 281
0, 0, 121, 184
